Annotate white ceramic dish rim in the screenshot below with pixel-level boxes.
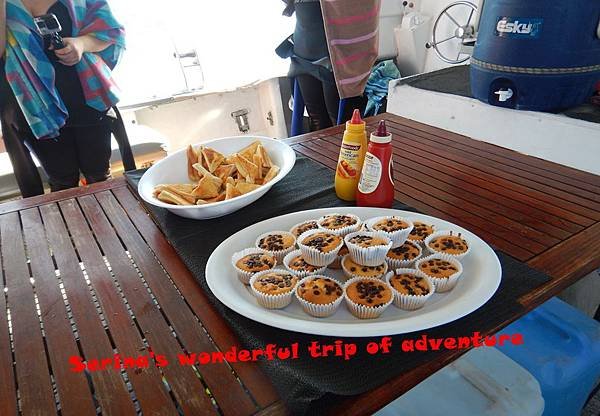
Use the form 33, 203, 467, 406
137, 135, 295, 211
206, 207, 502, 337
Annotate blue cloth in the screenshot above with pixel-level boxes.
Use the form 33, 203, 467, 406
364, 60, 400, 116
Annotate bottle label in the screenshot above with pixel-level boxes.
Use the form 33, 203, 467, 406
358, 152, 382, 194
337, 142, 361, 179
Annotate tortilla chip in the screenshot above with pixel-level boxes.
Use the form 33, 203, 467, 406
187, 145, 201, 181
191, 172, 222, 198
235, 182, 261, 195
160, 185, 196, 204
196, 199, 209, 205
214, 164, 236, 182
238, 140, 261, 161
225, 182, 242, 200
201, 147, 226, 173
256, 144, 272, 168
206, 191, 226, 203
233, 154, 259, 183
252, 154, 263, 180
263, 165, 280, 184
157, 190, 192, 205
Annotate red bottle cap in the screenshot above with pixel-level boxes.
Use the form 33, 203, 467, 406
349, 109, 363, 124
370, 120, 391, 143
374, 120, 388, 137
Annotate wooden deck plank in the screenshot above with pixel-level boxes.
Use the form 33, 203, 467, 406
77, 194, 225, 416
0, 231, 18, 416
96, 190, 277, 409
303, 139, 554, 251
20, 208, 97, 416
385, 120, 600, 199
382, 125, 600, 219
384, 114, 600, 188
39, 203, 137, 415
314, 137, 575, 240
0, 212, 56, 415
295, 141, 537, 260
57, 198, 179, 415
110, 187, 281, 409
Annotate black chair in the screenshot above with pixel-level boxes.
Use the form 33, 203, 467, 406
0, 106, 136, 198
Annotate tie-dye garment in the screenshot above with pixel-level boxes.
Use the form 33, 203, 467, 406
4, 0, 125, 139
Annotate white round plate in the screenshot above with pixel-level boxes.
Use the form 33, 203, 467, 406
206, 208, 502, 337
138, 136, 296, 220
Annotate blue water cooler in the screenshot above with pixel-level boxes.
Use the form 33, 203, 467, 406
470, 0, 600, 111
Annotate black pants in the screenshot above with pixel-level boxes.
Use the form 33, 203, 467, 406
25, 120, 113, 192
296, 74, 367, 131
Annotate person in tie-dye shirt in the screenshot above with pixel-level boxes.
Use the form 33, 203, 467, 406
1, 0, 124, 195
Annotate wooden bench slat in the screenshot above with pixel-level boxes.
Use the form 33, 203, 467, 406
385, 121, 600, 199
0, 212, 56, 414
58, 198, 181, 415
95, 190, 274, 411
78, 194, 229, 415
20, 208, 97, 416
383, 114, 600, 188
110, 187, 280, 409
314, 137, 575, 240
40, 202, 141, 415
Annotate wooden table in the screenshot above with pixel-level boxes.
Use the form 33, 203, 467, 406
1, 113, 599, 416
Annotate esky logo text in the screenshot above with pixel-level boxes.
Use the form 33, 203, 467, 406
495, 17, 543, 38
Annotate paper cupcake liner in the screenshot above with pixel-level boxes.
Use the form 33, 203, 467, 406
343, 277, 394, 319
423, 230, 472, 260
255, 231, 297, 263
283, 250, 328, 278
296, 229, 344, 267
364, 216, 414, 248
341, 255, 388, 281
249, 270, 297, 309
385, 240, 423, 269
316, 213, 362, 237
385, 268, 435, 310
294, 276, 344, 317
344, 231, 393, 267
289, 220, 319, 238
415, 254, 463, 293
231, 248, 277, 285
405, 218, 436, 244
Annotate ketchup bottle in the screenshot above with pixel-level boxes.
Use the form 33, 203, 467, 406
356, 120, 394, 208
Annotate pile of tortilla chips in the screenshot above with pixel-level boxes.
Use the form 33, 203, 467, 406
153, 140, 280, 205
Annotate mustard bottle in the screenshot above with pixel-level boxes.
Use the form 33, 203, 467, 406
335, 109, 368, 201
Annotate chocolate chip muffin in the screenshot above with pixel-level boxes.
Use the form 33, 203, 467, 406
415, 255, 463, 293
386, 240, 422, 268
347, 234, 390, 248
250, 270, 299, 309
236, 253, 276, 273
255, 231, 296, 262
232, 248, 277, 284
344, 278, 393, 319
283, 250, 326, 277
371, 217, 410, 233
290, 220, 319, 238
297, 277, 343, 305
317, 213, 361, 236
342, 255, 387, 280
300, 232, 343, 253
426, 231, 469, 257
298, 230, 345, 267
408, 221, 435, 243
389, 272, 430, 296
385, 268, 434, 310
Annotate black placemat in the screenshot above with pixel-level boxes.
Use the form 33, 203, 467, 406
125, 155, 551, 415
399, 65, 600, 124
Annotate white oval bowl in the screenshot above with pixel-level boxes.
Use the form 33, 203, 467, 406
138, 136, 296, 219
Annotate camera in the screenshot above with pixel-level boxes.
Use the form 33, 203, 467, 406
33, 14, 65, 49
